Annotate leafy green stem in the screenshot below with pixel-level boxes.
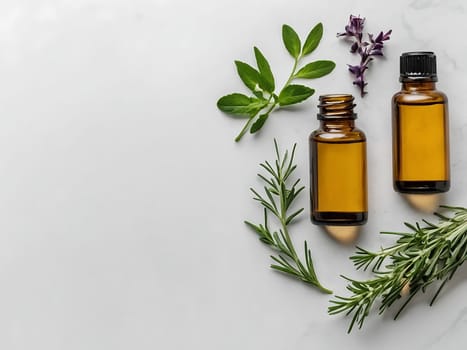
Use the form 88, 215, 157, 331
264, 99, 278, 115
279, 215, 332, 294
282, 57, 300, 89
329, 206, 467, 333
245, 140, 331, 294
217, 23, 336, 141
234, 113, 259, 142
234, 95, 277, 142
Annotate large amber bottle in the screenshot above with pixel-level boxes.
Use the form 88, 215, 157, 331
392, 52, 450, 193
309, 94, 368, 226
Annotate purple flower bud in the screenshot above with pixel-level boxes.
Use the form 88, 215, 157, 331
347, 64, 362, 75
337, 15, 366, 39
373, 44, 384, 52
382, 30, 392, 41
349, 15, 365, 36
344, 24, 353, 36
375, 31, 384, 43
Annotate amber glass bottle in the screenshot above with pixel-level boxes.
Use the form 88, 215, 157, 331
392, 52, 450, 193
309, 94, 368, 226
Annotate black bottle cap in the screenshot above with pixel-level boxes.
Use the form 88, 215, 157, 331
400, 51, 438, 82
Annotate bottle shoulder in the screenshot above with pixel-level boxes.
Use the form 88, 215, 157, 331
392, 89, 448, 104
310, 128, 366, 142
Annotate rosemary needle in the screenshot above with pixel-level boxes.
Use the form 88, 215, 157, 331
245, 140, 331, 294
329, 205, 467, 333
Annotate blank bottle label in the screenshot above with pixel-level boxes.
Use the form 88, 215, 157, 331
315, 141, 367, 212
397, 103, 449, 181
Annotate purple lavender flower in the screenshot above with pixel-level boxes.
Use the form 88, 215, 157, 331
338, 15, 392, 97
338, 15, 365, 40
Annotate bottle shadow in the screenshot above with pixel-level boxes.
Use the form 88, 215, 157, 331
321, 194, 445, 244
402, 193, 443, 213
323, 225, 361, 245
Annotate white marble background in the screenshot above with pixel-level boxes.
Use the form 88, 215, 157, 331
0, 0, 466, 349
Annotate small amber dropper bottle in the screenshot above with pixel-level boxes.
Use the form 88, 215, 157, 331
309, 94, 368, 226
392, 52, 450, 193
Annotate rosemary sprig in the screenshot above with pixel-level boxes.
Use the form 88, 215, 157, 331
329, 205, 467, 333
245, 140, 331, 294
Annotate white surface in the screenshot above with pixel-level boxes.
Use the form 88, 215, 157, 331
0, 0, 466, 349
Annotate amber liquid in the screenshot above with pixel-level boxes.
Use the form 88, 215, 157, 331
392, 88, 450, 193
310, 138, 368, 225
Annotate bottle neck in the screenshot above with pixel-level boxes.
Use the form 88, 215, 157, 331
401, 80, 436, 91
320, 119, 355, 131
317, 94, 356, 122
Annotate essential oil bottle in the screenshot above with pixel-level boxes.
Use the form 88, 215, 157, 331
392, 52, 450, 193
309, 94, 368, 226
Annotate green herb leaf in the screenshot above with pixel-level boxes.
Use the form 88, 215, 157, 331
278, 85, 314, 106
253, 91, 264, 99
254, 47, 275, 92
235, 60, 261, 92
302, 23, 323, 56
217, 93, 266, 116
250, 113, 269, 133
218, 22, 335, 141
282, 24, 301, 59
295, 60, 336, 79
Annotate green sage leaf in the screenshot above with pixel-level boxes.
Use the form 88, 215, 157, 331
250, 113, 269, 134
247, 100, 268, 115
217, 93, 266, 117
235, 60, 261, 92
282, 24, 301, 59
278, 85, 314, 106
294, 60, 336, 79
302, 23, 323, 56
253, 90, 264, 99
254, 47, 275, 92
